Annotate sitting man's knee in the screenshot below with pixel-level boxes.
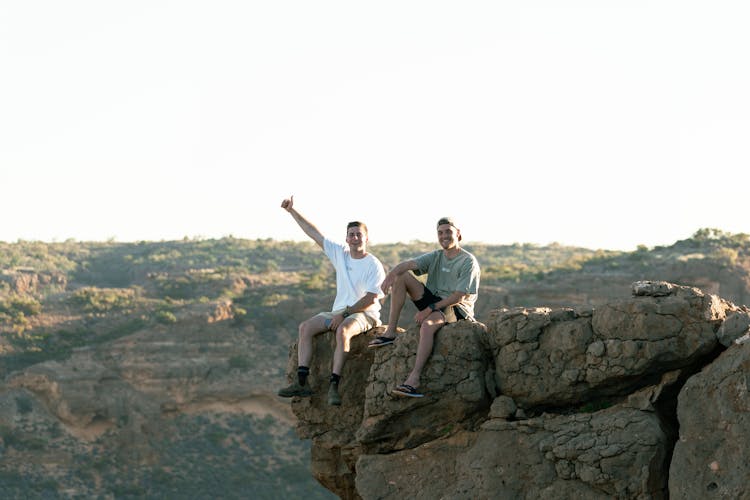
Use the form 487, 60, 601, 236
420, 322, 442, 336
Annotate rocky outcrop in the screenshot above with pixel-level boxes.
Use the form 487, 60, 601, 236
286, 282, 750, 499
0, 269, 67, 295
488, 281, 726, 410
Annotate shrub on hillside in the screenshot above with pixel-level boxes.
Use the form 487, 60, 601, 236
154, 310, 177, 324
150, 269, 241, 300
0, 293, 42, 318
69, 287, 136, 313
0, 294, 42, 331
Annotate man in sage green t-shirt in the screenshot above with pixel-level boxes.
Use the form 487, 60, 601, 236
369, 217, 480, 398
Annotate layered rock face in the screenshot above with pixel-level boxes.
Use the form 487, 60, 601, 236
286, 282, 750, 499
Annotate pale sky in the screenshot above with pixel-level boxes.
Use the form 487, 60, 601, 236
1, 1, 748, 250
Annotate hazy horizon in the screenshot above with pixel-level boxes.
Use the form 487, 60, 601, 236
2, 2, 748, 251
0, 224, 737, 253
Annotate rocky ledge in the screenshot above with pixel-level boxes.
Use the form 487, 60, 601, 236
285, 281, 750, 499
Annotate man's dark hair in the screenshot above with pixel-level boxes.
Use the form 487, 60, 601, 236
347, 221, 368, 234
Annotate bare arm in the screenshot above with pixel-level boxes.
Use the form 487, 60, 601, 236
346, 292, 379, 314
380, 259, 418, 294
281, 195, 324, 248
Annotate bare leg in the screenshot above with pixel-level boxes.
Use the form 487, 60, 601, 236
297, 315, 330, 367
382, 273, 425, 338
402, 314, 444, 389
332, 319, 361, 375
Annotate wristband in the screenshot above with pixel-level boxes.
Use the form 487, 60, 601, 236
342, 307, 350, 318
429, 303, 438, 311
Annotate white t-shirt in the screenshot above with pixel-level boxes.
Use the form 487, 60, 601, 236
324, 238, 386, 315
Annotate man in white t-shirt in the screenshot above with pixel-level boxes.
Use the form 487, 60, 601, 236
277, 195, 386, 406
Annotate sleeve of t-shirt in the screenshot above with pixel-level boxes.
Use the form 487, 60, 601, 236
323, 238, 343, 267
367, 258, 387, 298
456, 255, 480, 294
413, 251, 437, 276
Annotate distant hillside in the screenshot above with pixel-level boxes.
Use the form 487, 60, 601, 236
473, 227, 750, 317
1, 228, 748, 497
3, 228, 750, 375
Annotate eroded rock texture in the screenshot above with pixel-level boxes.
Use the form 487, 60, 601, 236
669, 339, 750, 499
286, 282, 750, 499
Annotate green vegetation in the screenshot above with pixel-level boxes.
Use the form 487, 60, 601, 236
467, 243, 621, 284
69, 286, 136, 312
0, 293, 42, 317
0, 240, 80, 273
0, 423, 47, 450
0, 293, 42, 331
154, 309, 177, 324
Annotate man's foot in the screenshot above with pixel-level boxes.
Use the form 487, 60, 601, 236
327, 383, 342, 406
278, 382, 313, 398
368, 335, 396, 348
391, 384, 424, 398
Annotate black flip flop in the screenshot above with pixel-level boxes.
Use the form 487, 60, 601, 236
391, 384, 424, 398
368, 336, 396, 348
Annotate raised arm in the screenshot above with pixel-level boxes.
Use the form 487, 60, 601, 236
281, 195, 324, 248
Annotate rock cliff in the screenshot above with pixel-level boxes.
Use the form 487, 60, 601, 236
286, 281, 750, 499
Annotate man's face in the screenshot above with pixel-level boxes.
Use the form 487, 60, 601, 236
437, 224, 459, 250
347, 226, 367, 249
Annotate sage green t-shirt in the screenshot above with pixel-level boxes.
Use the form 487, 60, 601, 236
413, 248, 480, 318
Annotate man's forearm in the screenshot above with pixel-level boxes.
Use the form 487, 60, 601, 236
390, 260, 416, 277
345, 292, 379, 314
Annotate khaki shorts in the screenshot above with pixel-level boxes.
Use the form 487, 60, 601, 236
318, 309, 381, 333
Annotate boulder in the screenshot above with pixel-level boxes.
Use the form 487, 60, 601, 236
669, 341, 750, 499
485, 284, 733, 409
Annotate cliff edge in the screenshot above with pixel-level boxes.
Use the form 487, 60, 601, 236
285, 281, 750, 499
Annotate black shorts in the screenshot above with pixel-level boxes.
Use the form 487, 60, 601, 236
412, 287, 467, 322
